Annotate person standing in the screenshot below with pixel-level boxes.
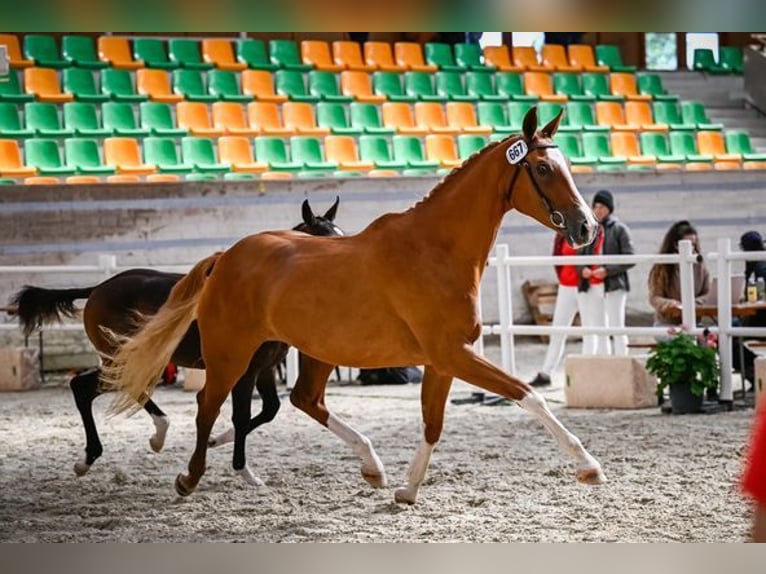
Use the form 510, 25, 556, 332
586, 190, 635, 355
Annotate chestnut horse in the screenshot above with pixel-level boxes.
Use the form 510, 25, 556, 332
105, 107, 606, 503
12, 198, 343, 483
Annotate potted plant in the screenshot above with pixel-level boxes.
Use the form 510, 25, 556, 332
645, 329, 719, 414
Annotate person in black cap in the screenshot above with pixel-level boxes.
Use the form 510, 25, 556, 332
583, 190, 635, 355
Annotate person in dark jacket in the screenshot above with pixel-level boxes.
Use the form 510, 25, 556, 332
584, 190, 635, 355
733, 230, 766, 384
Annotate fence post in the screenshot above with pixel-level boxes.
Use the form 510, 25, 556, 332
285, 347, 299, 390
98, 254, 117, 279
475, 283, 485, 357
495, 244, 516, 374
717, 237, 734, 403
678, 239, 696, 329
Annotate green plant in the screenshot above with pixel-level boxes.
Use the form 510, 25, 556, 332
646, 331, 719, 396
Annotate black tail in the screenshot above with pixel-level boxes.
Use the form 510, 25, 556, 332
10, 285, 95, 336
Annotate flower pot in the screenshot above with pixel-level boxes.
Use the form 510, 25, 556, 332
669, 381, 704, 414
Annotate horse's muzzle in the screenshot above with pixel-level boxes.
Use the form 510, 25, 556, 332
566, 210, 598, 249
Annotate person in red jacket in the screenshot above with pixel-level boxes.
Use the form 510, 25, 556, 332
743, 402, 766, 542
528, 226, 606, 387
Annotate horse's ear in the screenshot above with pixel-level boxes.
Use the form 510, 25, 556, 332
302, 199, 316, 225
541, 108, 564, 139
522, 106, 538, 141
323, 196, 340, 222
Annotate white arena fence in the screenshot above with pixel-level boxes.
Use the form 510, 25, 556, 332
2, 239, 765, 403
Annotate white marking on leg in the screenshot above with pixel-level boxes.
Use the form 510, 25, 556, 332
327, 413, 387, 488
73, 456, 91, 477
519, 392, 605, 484
209, 426, 235, 448
236, 465, 266, 487
149, 414, 170, 453
394, 439, 434, 505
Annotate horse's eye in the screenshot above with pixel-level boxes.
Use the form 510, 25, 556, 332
537, 163, 551, 177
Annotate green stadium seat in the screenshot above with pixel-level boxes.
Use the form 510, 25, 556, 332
496, 72, 538, 102
537, 102, 577, 132
435, 71, 477, 102
581, 132, 627, 165
692, 48, 727, 74
566, 101, 608, 131
133, 38, 178, 70
25, 102, 73, 137
553, 73, 595, 101
23, 34, 69, 69
0, 71, 34, 102
236, 39, 279, 71
0, 103, 35, 138
289, 136, 337, 170
477, 101, 515, 133
680, 101, 723, 130
724, 130, 766, 161
638, 132, 685, 163
636, 74, 678, 101
652, 101, 694, 130
457, 134, 488, 158
62, 35, 108, 69
102, 102, 150, 137
594, 45, 636, 73
454, 43, 495, 73
223, 172, 257, 181
404, 71, 446, 102
719, 46, 743, 74
0, 179, 17, 185
424, 43, 463, 72
185, 173, 218, 181
168, 39, 214, 70
172, 69, 217, 102
349, 102, 395, 135
143, 137, 194, 173
269, 40, 313, 71
139, 102, 188, 136
372, 72, 415, 102
254, 137, 303, 171
64, 138, 116, 174
181, 137, 230, 172
25, 138, 77, 175
308, 71, 353, 102
63, 102, 112, 137
392, 135, 440, 170
101, 68, 148, 102
668, 131, 714, 162
358, 135, 407, 169
553, 133, 598, 167
207, 69, 251, 102
316, 102, 362, 135
507, 101, 536, 132
63, 67, 109, 103
581, 73, 622, 101
274, 69, 320, 102
465, 72, 507, 102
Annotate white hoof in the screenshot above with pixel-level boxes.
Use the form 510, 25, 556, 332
209, 427, 235, 448
361, 465, 387, 488
394, 487, 417, 505
74, 459, 91, 477
576, 464, 606, 485
149, 415, 170, 453
237, 465, 266, 487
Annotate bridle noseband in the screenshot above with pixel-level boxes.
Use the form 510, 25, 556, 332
505, 141, 566, 230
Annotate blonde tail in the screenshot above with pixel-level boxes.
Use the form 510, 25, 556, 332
102, 252, 221, 415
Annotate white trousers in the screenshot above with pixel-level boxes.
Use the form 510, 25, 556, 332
605, 289, 629, 356
541, 284, 608, 375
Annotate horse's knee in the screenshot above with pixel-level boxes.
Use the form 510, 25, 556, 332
261, 396, 281, 423
70, 371, 99, 407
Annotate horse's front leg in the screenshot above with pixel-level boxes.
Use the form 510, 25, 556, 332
70, 368, 103, 476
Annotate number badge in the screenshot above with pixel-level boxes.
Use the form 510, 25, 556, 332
505, 140, 528, 165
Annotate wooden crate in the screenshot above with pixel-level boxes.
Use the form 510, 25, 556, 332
182, 367, 206, 392
0, 346, 41, 391
564, 355, 658, 409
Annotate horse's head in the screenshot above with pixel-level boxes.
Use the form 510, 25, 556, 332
294, 196, 345, 237
500, 106, 597, 248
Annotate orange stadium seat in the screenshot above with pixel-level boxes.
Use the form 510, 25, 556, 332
363, 42, 407, 72
523, 72, 567, 102
414, 102, 460, 135
103, 137, 157, 175
512, 47, 549, 72
609, 73, 652, 101
382, 102, 429, 135
595, 101, 636, 131
697, 131, 743, 166
201, 39, 247, 71
624, 101, 668, 131
0, 34, 34, 68
24, 176, 60, 184
260, 171, 293, 180
106, 174, 141, 183
218, 136, 268, 172
247, 102, 293, 135
146, 173, 181, 182
282, 102, 330, 135
333, 41, 376, 72
66, 175, 101, 184
609, 132, 656, 165
24, 68, 74, 102
425, 134, 462, 168
324, 135, 375, 171
97, 36, 144, 70
445, 102, 492, 134
394, 42, 438, 72
176, 101, 224, 136
340, 71, 386, 103
136, 69, 184, 103
212, 102, 259, 136
541, 45, 580, 72
0, 139, 37, 177
241, 70, 287, 103
482, 46, 523, 72
301, 40, 344, 72
567, 45, 609, 72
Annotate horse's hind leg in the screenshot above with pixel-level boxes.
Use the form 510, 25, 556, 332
143, 398, 170, 453
70, 368, 103, 476
290, 355, 387, 488
229, 372, 265, 486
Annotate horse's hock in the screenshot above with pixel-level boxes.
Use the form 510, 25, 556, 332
564, 355, 658, 409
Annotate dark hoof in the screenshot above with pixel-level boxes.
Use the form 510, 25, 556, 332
174, 473, 195, 497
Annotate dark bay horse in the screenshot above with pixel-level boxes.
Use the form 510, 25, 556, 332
12, 198, 343, 484
105, 107, 606, 503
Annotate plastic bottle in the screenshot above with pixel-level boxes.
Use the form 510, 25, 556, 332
758, 276, 766, 301
747, 273, 758, 303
